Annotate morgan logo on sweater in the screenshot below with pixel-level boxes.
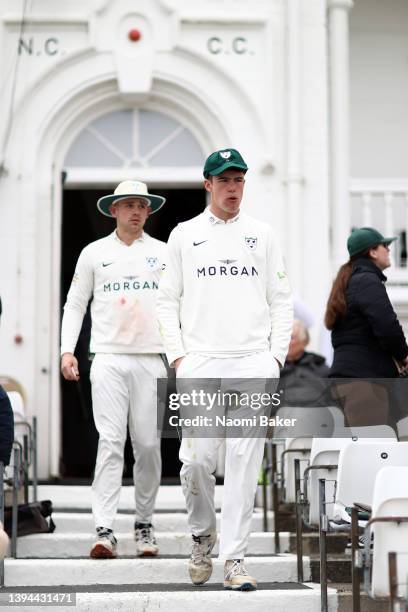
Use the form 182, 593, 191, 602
197, 261, 258, 277
103, 280, 158, 291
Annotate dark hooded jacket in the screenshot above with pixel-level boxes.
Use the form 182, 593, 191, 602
0, 387, 13, 466
330, 258, 408, 378
280, 351, 330, 406
0, 297, 14, 465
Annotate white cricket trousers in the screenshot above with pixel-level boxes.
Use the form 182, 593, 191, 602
177, 351, 279, 561
90, 353, 167, 529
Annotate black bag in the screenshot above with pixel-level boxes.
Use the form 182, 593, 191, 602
4, 500, 55, 537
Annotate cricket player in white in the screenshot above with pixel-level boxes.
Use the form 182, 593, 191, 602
61, 180, 167, 559
157, 149, 293, 590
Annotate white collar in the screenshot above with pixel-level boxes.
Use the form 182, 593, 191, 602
204, 207, 240, 225
113, 230, 146, 245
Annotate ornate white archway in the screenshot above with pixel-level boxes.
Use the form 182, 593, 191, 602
1, 44, 264, 476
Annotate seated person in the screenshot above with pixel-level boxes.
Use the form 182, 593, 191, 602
280, 320, 330, 406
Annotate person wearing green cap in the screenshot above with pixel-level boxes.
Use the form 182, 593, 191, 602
325, 226, 408, 380
157, 148, 293, 590
60, 180, 167, 560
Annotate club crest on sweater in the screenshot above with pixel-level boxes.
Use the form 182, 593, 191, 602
146, 256, 160, 270
245, 237, 257, 250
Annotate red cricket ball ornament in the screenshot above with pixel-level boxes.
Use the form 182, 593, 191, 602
128, 29, 142, 42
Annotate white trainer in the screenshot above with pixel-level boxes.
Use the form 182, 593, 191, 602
90, 527, 117, 559
188, 533, 217, 585
224, 559, 257, 591
134, 522, 159, 557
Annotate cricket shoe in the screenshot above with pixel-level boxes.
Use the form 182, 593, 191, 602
90, 527, 117, 559
224, 559, 257, 591
188, 533, 217, 585
135, 522, 159, 557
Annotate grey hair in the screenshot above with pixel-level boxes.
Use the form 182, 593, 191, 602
293, 319, 310, 345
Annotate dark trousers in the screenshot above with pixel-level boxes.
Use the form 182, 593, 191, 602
0, 386, 14, 466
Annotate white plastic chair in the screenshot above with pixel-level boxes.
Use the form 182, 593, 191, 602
3, 391, 26, 489
368, 466, 408, 599
317, 439, 406, 612
305, 431, 398, 526
283, 437, 312, 503
333, 441, 408, 524
397, 416, 408, 441
306, 438, 351, 525
274, 406, 336, 438
274, 406, 336, 503
7, 391, 26, 447
347, 425, 397, 439
332, 424, 397, 439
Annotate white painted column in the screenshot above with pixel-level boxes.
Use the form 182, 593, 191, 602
285, 0, 303, 289
328, 0, 353, 267
384, 191, 396, 264
362, 192, 372, 227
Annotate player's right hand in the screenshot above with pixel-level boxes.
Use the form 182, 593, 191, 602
173, 356, 185, 372
61, 353, 80, 381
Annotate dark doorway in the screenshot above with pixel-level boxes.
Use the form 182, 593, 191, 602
60, 186, 206, 481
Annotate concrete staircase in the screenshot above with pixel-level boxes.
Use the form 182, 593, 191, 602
2, 485, 338, 611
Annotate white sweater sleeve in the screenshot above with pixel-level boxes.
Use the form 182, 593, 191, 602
60, 247, 94, 355
156, 226, 185, 367
266, 231, 293, 366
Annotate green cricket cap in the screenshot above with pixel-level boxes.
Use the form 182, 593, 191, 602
203, 148, 248, 178
347, 227, 397, 258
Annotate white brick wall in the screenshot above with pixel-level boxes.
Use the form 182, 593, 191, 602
2, 0, 404, 476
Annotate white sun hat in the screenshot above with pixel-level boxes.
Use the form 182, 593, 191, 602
97, 180, 166, 217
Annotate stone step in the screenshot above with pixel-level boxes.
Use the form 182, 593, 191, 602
0, 584, 338, 612
310, 556, 352, 584
3, 556, 310, 587
36, 485, 224, 512
15, 531, 291, 558
51, 510, 274, 533
288, 533, 349, 555
335, 584, 388, 612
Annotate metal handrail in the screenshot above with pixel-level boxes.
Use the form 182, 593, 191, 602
388, 551, 408, 612
294, 460, 339, 579
351, 507, 361, 612
10, 445, 22, 559
14, 421, 33, 466
302, 463, 338, 510
6, 417, 38, 504
294, 459, 304, 582
263, 439, 286, 554
362, 516, 408, 606
271, 443, 281, 554
280, 447, 310, 493
319, 478, 329, 612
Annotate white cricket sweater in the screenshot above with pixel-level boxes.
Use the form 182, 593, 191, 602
61, 231, 166, 355
156, 208, 293, 366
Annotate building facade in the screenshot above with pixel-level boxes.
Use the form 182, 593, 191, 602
0, 0, 406, 477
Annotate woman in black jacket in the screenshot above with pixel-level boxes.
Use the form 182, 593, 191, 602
324, 227, 408, 426
325, 227, 408, 377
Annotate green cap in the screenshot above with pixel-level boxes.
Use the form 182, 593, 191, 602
203, 148, 248, 178
347, 227, 397, 257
